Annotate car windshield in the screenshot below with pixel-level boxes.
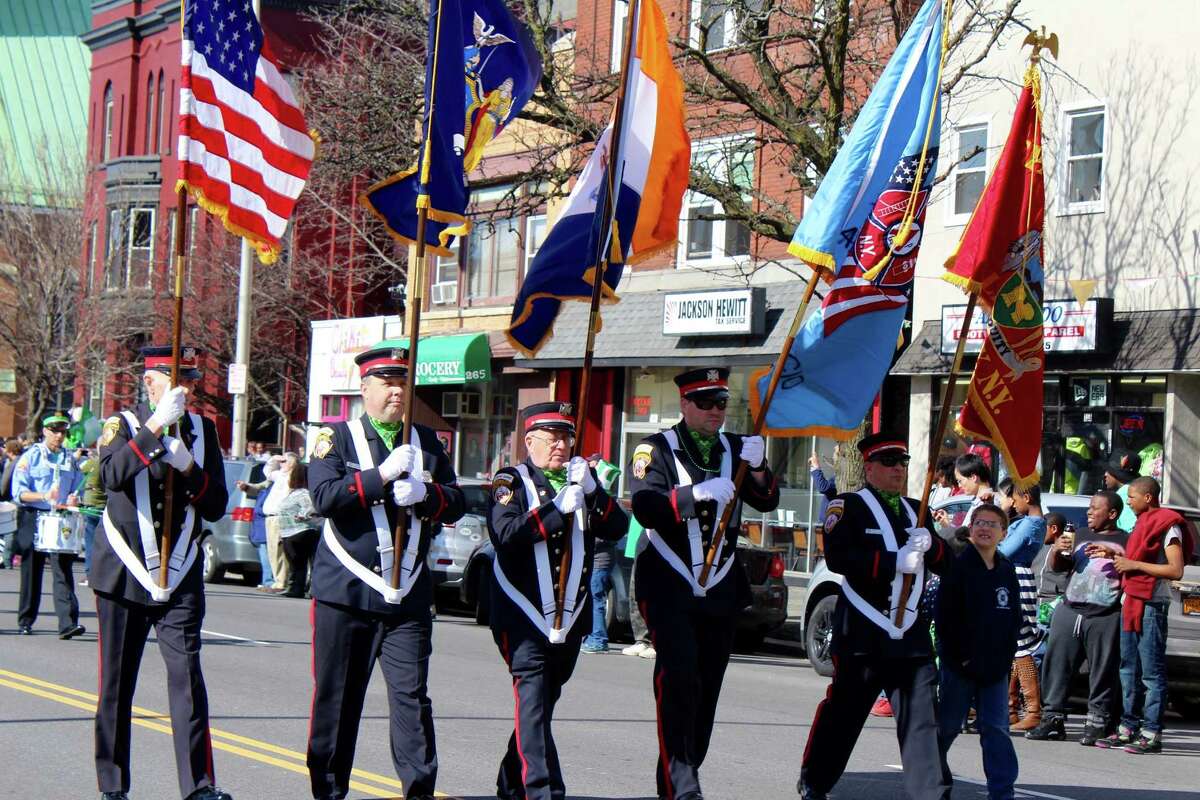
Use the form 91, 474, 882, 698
461, 485, 489, 516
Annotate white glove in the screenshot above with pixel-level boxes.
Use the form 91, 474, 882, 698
692, 477, 736, 505
147, 386, 188, 430
567, 456, 597, 494
897, 546, 923, 575
379, 444, 417, 482
553, 485, 585, 515
740, 435, 765, 469
905, 528, 932, 553
161, 436, 194, 473
392, 475, 427, 507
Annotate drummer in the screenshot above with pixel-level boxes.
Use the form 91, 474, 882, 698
13, 412, 85, 638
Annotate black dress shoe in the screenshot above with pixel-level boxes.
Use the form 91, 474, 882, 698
101, 792, 130, 800
797, 781, 828, 800
18, 624, 32, 635
186, 787, 233, 800
58, 623, 86, 640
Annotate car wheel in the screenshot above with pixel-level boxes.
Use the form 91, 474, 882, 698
473, 563, 492, 626
201, 538, 225, 584
805, 594, 837, 677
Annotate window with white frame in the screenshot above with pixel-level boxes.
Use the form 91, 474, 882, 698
431, 242, 460, 306
525, 214, 547, 275
1063, 106, 1105, 212
102, 83, 114, 161
127, 208, 155, 288
682, 136, 753, 264
104, 208, 124, 290
950, 123, 987, 221
689, 0, 762, 52
466, 216, 521, 301
611, 0, 630, 72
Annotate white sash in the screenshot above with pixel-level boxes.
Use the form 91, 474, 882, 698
101, 411, 203, 602
838, 488, 924, 640
322, 419, 424, 604
645, 429, 736, 597
491, 464, 587, 644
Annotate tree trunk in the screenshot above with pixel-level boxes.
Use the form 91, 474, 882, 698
833, 417, 869, 493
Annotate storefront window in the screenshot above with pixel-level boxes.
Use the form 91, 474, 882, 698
933, 374, 1166, 494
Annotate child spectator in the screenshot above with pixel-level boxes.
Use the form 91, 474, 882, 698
936, 503, 1022, 799
1101, 477, 1194, 753
997, 479, 1045, 731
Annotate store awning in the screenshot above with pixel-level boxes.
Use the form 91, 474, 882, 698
400, 333, 492, 385
893, 309, 1200, 375
512, 281, 815, 368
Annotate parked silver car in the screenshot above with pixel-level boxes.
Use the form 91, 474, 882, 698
201, 459, 267, 584
429, 478, 490, 606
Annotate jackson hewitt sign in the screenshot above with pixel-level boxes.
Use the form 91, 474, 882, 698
662, 288, 765, 336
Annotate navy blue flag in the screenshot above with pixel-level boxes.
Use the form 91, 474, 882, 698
361, 0, 541, 256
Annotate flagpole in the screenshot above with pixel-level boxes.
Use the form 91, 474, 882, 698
891, 291, 975, 624
159, 186, 191, 588
697, 269, 821, 587
555, 0, 643, 629
392, 0, 447, 591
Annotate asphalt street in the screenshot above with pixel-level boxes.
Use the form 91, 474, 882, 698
1, 567, 1198, 800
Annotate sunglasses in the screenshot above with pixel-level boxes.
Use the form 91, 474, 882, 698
44, 426, 68, 434
871, 453, 910, 468
689, 397, 728, 411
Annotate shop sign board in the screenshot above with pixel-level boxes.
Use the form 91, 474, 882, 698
663, 288, 765, 336
940, 298, 1111, 354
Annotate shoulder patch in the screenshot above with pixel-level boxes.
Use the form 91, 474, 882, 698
99, 417, 121, 448
492, 472, 514, 486
632, 443, 654, 481
824, 498, 845, 533
312, 427, 335, 459
494, 483, 514, 505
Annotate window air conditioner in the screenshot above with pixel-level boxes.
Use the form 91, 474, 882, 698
442, 391, 483, 418
430, 282, 457, 305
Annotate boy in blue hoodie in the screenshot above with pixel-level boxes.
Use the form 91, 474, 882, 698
936, 502, 1023, 800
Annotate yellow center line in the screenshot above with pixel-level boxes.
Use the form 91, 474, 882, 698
0, 668, 461, 799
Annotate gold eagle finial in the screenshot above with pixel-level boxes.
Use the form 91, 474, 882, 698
1022, 26, 1059, 63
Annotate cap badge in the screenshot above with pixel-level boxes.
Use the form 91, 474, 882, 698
706, 369, 719, 382
559, 402, 573, 417
182, 346, 196, 361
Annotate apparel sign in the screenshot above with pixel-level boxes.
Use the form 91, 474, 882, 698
663, 288, 765, 336
941, 298, 1108, 354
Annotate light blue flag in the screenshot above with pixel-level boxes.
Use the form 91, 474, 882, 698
752, 0, 945, 438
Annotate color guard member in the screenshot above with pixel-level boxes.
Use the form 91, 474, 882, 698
797, 433, 952, 800
306, 340, 465, 800
630, 367, 780, 800
91, 346, 232, 800
487, 402, 628, 800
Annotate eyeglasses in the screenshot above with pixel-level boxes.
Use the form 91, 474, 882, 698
971, 518, 1002, 530
529, 433, 575, 449
871, 454, 910, 468
689, 397, 728, 411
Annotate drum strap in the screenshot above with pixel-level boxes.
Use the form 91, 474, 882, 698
321, 419, 424, 604
644, 429, 736, 597
101, 411, 203, 602
490, 464, 586, 644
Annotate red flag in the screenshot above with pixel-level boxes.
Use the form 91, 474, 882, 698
177, 0, 315, 264
943, 65, 1045, 487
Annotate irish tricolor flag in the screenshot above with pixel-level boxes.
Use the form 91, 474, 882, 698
507, 0, 690, 357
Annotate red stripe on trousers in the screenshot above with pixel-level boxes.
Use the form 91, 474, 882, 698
801, 654, 838, 767
641, 600, 674, 800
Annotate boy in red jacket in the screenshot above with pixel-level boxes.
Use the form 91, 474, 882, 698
1100, 476, 1193, 753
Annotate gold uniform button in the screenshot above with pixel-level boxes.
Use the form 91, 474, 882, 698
153, 521, 161, 529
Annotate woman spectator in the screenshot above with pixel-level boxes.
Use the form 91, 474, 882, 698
277, 462, 319, 598
998, 478, 1047, 731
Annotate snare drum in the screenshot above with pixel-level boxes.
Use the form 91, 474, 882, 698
34, 511, 84, 555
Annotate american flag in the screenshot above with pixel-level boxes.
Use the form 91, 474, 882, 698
177, 0, 314, 263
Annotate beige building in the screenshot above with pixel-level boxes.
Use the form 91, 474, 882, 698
899, 0, 1200, 505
